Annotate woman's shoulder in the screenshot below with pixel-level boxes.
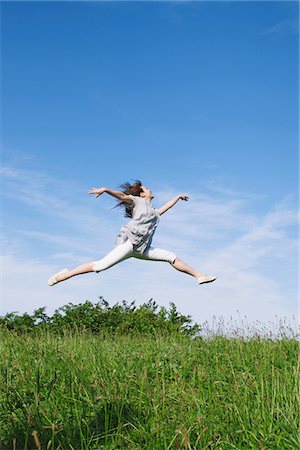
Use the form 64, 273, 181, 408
128, 195, 145, 204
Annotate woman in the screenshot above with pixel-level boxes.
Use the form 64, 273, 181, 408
48, 180, 216, 286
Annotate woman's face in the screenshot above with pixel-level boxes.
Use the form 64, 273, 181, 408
141, 185, 154, 200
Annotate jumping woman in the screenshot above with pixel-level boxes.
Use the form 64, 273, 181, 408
48, 180, 217, 286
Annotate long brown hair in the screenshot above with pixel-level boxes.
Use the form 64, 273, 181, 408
114, 180, 143, 218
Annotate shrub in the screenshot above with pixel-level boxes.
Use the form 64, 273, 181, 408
0, 297, 200, 338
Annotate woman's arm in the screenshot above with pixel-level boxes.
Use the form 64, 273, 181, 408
157, 194, 189, 215
88, 187, 134, 204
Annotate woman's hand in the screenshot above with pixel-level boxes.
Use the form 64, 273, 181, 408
178, 194, 189, 201
88, 187, 106, 198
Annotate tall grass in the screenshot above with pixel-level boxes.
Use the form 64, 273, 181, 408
0, 325, 299, 449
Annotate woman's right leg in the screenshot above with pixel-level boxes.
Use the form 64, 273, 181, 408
50, 239, 133, 284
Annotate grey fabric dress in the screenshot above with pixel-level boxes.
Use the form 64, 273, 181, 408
115, 195, 160, 254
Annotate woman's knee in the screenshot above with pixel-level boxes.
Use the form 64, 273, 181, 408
159, 249, 177, 264
91, 261, 100, 272
92, 258, 117, 273
145, 248, 177, 264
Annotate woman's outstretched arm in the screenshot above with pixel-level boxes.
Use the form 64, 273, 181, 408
157, 194, 189, 216
88, 187, 134, 204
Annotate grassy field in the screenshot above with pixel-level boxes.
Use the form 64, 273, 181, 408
0, 329, 299, 450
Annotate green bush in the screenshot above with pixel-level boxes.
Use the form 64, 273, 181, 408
0, 298, 200, 338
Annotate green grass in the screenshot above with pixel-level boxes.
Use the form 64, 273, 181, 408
0, 329, 299, 449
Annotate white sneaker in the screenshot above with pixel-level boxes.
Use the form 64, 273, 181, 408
197, 275, 217, 285
48, 268, 69, 286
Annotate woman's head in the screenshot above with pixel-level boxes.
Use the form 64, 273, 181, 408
115, 180, 154, 217
140, 185, 154, 200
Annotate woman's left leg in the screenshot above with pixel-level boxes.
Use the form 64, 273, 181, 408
135, 247, 216, 284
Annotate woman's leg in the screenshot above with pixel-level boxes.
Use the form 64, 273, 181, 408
49, 239, 134, 285
171, 257, 206, 278
135, 247, 216, 283
171, 257, 216, 283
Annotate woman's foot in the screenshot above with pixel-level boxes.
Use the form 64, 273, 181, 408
48, 268, 69, 286
196, 274, 217, 285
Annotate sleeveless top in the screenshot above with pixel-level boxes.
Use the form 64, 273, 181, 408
115, 195, 160, 254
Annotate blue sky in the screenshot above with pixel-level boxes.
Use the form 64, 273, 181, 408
1, 1, 298, 334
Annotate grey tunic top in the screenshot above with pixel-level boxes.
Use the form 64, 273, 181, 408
115, 195, 160, 254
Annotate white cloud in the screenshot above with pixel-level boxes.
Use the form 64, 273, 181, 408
0, 164, 114, 232
262, 18, 299, 36
0, 251, 297, 338
0, 163, 298, 334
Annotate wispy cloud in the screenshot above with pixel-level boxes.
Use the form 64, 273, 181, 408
0, 163, 298, 331
262, 18, 299, 36
1, 164, 119, 255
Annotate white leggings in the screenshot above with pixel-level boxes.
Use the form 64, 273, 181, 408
92, 239, 177, 273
